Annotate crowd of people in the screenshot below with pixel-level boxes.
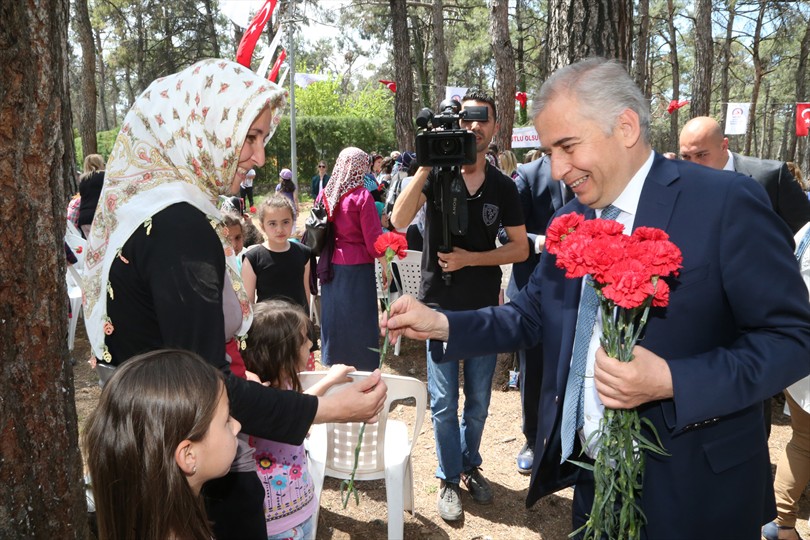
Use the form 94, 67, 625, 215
71, 57, 810, 539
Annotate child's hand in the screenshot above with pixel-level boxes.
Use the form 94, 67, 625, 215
324, 364, 355, 385
305, 364, 355, 396
244, 370, 263, 384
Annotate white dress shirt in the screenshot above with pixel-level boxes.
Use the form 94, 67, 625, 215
579, 150, 655, 458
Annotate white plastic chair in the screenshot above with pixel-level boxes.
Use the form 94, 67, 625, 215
66, 264, 83, 350
390, 250, 422, 356
300, 370, 427, 540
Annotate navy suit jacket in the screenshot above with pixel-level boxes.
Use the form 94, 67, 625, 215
506, 156, 565, 297
439, 153, 810, 537
732, 152, 810, 233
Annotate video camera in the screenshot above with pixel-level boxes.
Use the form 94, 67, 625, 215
414, 99, 488, 167
412, 99, 489, 285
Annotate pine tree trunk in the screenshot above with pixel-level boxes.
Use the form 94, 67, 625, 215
431, 0, 448, 108
490, 0, 516, 151
390, 0, 415, 151
789, 17, 810, 161
95, 28, 110, 131
73, 0, 98, 156
744, 2, 766, 156
719, 1, 736, 126
691, 0, 713, 117
546, 0, 633, 73
0, 0, 89, 536
666, 0, 680, 152
633, 0, 650, 98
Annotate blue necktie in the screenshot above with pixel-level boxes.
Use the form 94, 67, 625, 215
560, 204, 621, 463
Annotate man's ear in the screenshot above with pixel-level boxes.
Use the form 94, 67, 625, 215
175, 440, 197, 476
721, 137, 729, 151
617, 108, 641, 147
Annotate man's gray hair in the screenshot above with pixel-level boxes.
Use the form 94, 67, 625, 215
531, 57, 651, 144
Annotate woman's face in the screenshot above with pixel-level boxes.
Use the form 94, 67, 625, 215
232, 107, 273, 194
372, 157, 383, 174
318, 162, 327, 175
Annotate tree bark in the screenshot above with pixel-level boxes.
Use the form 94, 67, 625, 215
390, 0, 414, 151
0, 0, 88, 536
546, 0, 633, 72
666, 0, 680, 153
410, 15, 431, 108
633, 0, 650, 98
202, 0, 220, 58
691, 0, 713, 117
73, 0, 98, 155
744, 2, 767, 156
94, 27, 110, 131
719, 0, 736, 127
789, 13, 810, 161
490, 0, 516, 151
431, 0, 448, 108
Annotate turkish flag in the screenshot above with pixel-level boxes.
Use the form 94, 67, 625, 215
379, 80, 397, 93
667, 99, 690, 114
235, 0, 278, 68
268, 49, 287, 83
515, 91, 528, 108
797, 103, 810, 137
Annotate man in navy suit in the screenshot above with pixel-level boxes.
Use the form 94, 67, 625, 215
503, 155, 565, 473
383, 58, 810, 538
679, 116, 810, 233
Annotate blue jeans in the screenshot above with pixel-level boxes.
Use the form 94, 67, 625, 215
426, 341, 497, 484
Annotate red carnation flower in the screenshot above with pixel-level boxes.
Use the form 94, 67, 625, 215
374, 231, 408, 260
601, 259, 656, 309
546, 212, 584, 255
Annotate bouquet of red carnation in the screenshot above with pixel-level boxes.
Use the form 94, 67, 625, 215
339, 232, 408, 508
546, 212, 682, 539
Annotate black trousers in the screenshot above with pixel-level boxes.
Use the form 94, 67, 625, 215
519, 345, 543, 444
203, 470, 266, 540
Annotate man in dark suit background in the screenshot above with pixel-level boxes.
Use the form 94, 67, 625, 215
502, 154, 565, 473
679, 116, 810, 233
383, 58, 810, 538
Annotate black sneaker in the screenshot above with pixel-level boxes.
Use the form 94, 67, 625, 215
437, 480, 463, 521
461, 467, 493, 505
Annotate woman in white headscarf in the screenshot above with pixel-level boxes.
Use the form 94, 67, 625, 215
82, 60, 386, 539
319, 147, 385, 371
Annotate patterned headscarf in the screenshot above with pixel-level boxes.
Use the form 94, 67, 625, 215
321, 147, 369, 220
83, 59, 286, 361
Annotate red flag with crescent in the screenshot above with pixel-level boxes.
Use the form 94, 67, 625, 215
379, 80, 397, 93
515, 91, 528, 108
667, 99, 690, 114
797, 103, 810, 137
235, 0, 278, 68
268, 49, 287, 83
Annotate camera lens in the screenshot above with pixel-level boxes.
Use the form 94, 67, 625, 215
434, 138, 460, 156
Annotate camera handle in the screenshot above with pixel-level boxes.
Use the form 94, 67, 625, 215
436, 167, 468, 286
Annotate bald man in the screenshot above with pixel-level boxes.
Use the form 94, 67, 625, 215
680, 116, 810, 233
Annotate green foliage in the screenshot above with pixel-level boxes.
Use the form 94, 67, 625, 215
74, 127, 120, 167
261, 115, 396, 193
294, 78, 394, 120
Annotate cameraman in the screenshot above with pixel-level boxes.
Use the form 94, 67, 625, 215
391, 90, 528, 521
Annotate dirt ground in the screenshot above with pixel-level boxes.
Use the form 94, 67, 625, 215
71, 200, 810, 539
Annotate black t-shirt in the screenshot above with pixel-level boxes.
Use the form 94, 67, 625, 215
244, 241, 311, 310
78, 171, 105, 227
420, 163, 524, 311
105, 202, 317, 443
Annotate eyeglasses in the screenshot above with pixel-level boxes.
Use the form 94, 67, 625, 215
318, 165, 326, 168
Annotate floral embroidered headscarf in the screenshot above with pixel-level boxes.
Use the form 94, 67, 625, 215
321, 147, 369, 220
83, 59, 286, 361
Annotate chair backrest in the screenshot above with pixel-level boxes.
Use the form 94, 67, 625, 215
64, 225, 88, 271
299, 371, 427, 478
392, 250, 421, 297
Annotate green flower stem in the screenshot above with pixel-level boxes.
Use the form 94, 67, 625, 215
571, 288, 667, 540
339, 260, 395, 508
